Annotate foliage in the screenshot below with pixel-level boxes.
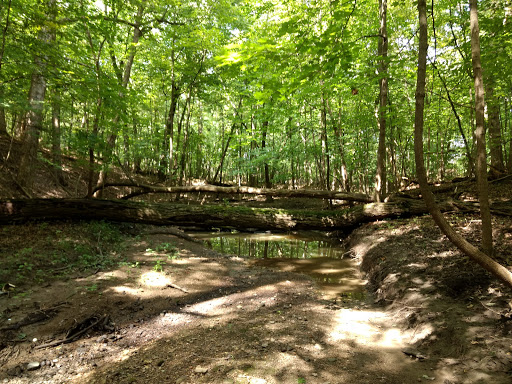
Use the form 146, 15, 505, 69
2, 0, 511, 192
0, 221, 126, 287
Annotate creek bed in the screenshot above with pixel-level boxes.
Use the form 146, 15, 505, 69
192, 231, 367, 299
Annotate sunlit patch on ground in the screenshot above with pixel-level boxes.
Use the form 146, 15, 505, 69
139, 271, 172, 288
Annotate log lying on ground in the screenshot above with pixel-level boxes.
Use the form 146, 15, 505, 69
91, 182, 373, 203
402, 175, 512, 198
3, 197, 510, 231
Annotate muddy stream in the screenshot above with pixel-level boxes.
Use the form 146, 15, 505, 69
191, 231, 367, 300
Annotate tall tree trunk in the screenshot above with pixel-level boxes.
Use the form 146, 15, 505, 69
470, 0, 493, 255
17, 0, 56, 189
132, 114, 141, 173
261, 120, 272, 202
486, 84, 505, 177
51, 87, 65, 185
178, 96, 192, 186
84, 24, 106, 197
0, 88, 7, 136
159, 80, 180, 181
87, 100, 100, 197
414, 0, 512, 288
213, 98, 242, 183
320, 95, 330, 192
94, 5, 143, 196
249, 112, 258, 187
375, 0, 388, 202
507, 98, 512, 173
0, 0, 11, 136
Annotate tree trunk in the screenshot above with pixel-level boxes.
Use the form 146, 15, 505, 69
94, 5, 143, 194
178, 96, 192, 186
160, 80, 180, 181
91, 182, 373, 202
507, 98, 512, 173
486, 84, 505, 177
470, 0, 493, 255
0, 0, 11, 136
51, 87, 66, 185
375, 0, 388, 202
414, 0, 512, 289
3, 198, 512, 233
0, 88, 7, 136
132, 114, 141, 173
261, 120, 273, 202
17, 0, 56, 189
213, 98, 242, 184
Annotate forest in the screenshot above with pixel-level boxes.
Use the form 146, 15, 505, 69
1, 0, 512, 383
1, 0, 509, 194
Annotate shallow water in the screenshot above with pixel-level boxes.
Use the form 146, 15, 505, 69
192, 231, 367, 299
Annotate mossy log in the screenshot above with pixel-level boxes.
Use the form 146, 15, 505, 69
3, 197, 504, 231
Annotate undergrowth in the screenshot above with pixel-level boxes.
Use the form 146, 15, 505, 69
0, 221, 128, 288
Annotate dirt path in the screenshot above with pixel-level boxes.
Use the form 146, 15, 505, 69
1, 218, 512, 384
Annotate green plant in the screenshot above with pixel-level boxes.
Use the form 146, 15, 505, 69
17, 262, 33, 272
297, 378, 306, 384
86, 284, 98, 292
155, 242, 175, 252
153, 260, 165, 272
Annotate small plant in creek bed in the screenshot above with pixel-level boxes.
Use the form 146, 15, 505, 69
153, 260, 165, 272
155, 242, 180, 259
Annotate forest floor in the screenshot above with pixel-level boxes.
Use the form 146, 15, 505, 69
1, 136, 512, 383
1, 211, 512, 384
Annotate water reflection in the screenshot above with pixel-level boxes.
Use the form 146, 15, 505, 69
194, 232, 345, 259
192, 232, 367, 299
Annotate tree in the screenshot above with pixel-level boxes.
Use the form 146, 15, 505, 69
374, 0, 388, 201
470, 0, 493, 255
414, 0, 512, 288
17, 0, 57, 189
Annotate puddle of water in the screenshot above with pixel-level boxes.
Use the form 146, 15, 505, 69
192, 232, 367, 299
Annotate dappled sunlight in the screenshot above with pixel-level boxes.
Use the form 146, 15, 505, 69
327, 308, 434, 349
94, 270, 129, 281
139, 271, 173, 288
351, 234, 388, 258
109, 285, 139, 296
273, 212, 295, 228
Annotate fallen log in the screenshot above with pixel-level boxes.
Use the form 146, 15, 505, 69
3, 197, 508, 231
91, 182, 374, 203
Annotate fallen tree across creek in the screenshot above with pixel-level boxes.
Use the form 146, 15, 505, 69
90, 183, 374, 203
2, 197, 512, 231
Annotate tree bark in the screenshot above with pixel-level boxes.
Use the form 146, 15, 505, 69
470, 0, 493, 255
0, 0, 11, 136
17, 0, 56, 189
261, 120, 273, 202
160, 80, 180, 181
94, 5, 144, 195
91, 182, 374, 202
375, 0, 388, 202
213, 97, 242, 183
1, 197, 504, 232
486, 84, 505, 177
51, 87, 66, 185
414, 0, 512, 288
